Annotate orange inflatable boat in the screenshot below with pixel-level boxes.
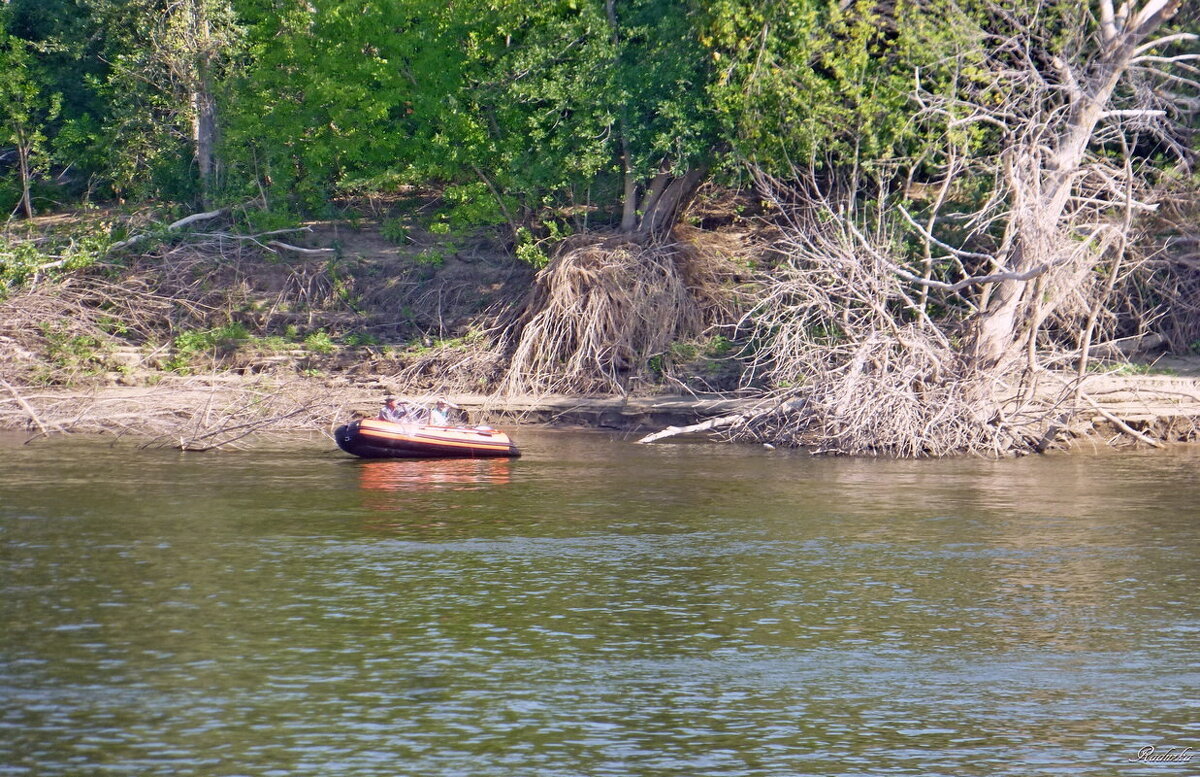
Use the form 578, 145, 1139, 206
335, 418, 521, 459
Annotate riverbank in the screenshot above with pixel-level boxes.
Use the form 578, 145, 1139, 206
0, 372, 758, 444
5, 208, 1200, 456
3, 367, 1200, 453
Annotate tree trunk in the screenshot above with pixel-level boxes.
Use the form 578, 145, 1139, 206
191, 1, 218, 206
15, 138, 33, 219
192, 78, 217, 203
965, 0, 1183, 372
607, 0, 640, 234
183, 0, 221, 205
619, 141, 638, 233
636, 166, 708, 239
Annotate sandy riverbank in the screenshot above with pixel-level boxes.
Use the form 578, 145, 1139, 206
3, 369, 1200, 453
0, 374, 768, 450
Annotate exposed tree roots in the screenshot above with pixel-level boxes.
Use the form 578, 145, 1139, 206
708, 182, 1199, 457
737, 333, 1010, 457
498, 231, 743, 397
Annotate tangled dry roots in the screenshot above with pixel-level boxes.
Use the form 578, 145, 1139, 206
736, 193, 1011, 457
739, 329, 1009, 457
499, 235, 707, 396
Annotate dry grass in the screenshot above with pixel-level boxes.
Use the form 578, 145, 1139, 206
498, 232, 745, 396
388, 333, 509, 395
0, 274, 190, 384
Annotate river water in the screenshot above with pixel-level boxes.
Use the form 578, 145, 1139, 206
1, 429, 1197, 776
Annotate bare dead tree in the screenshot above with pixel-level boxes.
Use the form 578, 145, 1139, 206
712, 1, 1199, 456
913, 1, 1194, 378
734, 175, 1018, 456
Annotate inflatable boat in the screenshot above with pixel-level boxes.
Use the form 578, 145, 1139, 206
335, 418, 521, 459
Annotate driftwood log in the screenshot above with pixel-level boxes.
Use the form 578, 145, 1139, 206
636, 412, 747, 444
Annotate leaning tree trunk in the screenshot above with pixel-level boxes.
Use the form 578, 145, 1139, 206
636, 166, 709, 240
613, 163, 708, 240
966, 0, 1184, 373
15, 135, 33, 219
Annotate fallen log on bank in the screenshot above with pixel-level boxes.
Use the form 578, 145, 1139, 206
635, 411, 747, 444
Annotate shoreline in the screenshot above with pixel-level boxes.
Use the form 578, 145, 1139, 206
0, 375, 761, 448
3, 371, 1200, 454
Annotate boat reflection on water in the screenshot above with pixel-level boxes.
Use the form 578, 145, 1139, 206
357, 458, 515, 528
357, 457, 513, 498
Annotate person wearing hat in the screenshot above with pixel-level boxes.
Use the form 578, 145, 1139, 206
379, 396, 408, 423
429, 398, 451, 426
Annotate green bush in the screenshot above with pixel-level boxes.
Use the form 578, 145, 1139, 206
1, 226, 111, 294
442, 181, 510, 230
414, 247, 448, 267
514, 227, 549, 269
304, 330, 336, 354
381, 218, 409, 244
341, 331, 380, 347
166, 323, 252, 372
40, 323, 109, 376
237, 206, 301, 235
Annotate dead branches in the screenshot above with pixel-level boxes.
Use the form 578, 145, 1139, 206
139, 379, 344, 451
722, 0, 1196, 456
909, 1, 1191, 372
107, 207, 229, 252
0, 377, 354, 450
389, 335, 508, 395
731, 187, 1010, 456
0, 378, 49, 435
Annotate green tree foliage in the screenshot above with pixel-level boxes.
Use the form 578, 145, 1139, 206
459, 0, 617, 224
702, 0, 982, 173
1, 0, 1194, 238
1, 0, 243, 204
1, 0, 108, 200
461, 0, 719, 232
226, 0, 468, 211
0, 18, 62, 218
83, 0, 242, 204
225, 0, 718, 232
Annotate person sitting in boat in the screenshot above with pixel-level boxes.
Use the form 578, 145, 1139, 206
379, 396, 409, 423
429, 398, 451, 426
433, 398, 470, 426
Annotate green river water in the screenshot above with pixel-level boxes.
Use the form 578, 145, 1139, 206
1, 428, 1197, 776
